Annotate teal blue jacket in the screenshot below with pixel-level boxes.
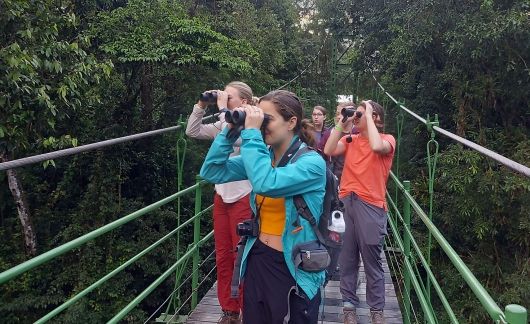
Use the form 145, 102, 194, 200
200, 127, 326, 299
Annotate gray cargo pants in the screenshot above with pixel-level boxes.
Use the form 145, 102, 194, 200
339, 192, 388, 311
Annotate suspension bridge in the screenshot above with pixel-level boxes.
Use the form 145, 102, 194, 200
1, 36, 528, 323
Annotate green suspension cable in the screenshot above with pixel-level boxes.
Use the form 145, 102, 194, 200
394, 108, 405, 204
166, 117, 188, 315
425, 114, 440, 308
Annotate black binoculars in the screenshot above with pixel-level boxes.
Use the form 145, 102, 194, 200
224, 110, 245, 126
225, 110, 271, 128
224, 110, 271, 140
341, 107, 362, 122
199, 91, 217, 103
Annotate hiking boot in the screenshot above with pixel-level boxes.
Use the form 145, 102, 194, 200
343, 307, 357, 324
370, 310, 385, 324
217, 310, 240, 324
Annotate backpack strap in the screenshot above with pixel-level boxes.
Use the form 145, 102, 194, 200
293, 195, 327, 245
290, 145, 312, 163
290, 145, 328, 245
230, 236, 247, 298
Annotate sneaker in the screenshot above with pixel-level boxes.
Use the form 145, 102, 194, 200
343, 307, 357, 324
370, 310, 385, 324
218, 310, 241, 324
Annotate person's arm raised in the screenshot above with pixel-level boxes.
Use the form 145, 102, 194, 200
364, 100, 392, 155
323, 115, 351, 156
199, 126, 247, 184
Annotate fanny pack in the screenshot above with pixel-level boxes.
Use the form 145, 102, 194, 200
292, 240, 330, 273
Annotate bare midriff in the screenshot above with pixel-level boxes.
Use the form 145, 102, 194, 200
256, 194, 285, 252
259, 233, 283, 251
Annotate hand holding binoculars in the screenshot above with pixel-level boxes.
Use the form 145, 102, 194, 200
224, 109, 271, 140
340, 107, 362, 123
199, 91, 217, 103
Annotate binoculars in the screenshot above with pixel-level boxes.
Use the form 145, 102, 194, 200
199, 91, 217, 103
340, 107, 362, 123
224, 110, 271, 140
225, 110, 271, 128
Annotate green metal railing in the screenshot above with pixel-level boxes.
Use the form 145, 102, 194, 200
0, 175, 215, 323
2, 59, 528, 323
368, 74, 528, 323
385, 172, 527, 323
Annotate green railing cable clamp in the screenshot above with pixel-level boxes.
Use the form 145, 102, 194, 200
425, 114, 439, 135
396, 98, 406, 109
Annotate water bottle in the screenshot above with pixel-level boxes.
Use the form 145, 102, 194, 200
328, 210, 345, 243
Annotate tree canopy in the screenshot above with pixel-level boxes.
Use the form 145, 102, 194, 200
1, 0, 528, 322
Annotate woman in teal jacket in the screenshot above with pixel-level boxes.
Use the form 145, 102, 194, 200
200, 90, 326, 324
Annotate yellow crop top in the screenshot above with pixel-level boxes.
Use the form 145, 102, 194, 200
256, 194, 286, 235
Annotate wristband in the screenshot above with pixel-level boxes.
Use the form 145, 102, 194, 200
334, 124, 343, 132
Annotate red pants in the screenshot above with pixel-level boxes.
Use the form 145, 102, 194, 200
213, 193, 252, 312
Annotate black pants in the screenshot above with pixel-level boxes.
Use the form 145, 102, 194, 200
242, 239, 321, 324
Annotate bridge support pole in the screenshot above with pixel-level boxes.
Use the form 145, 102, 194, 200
191, 175, 202, 309
330, 35, 337, 108
403, 180, 412, 324
505, 304, 527, 324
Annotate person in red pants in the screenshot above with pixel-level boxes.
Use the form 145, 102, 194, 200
186, 81, 254, 324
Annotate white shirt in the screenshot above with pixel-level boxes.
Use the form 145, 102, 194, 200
185, 105, 252, 203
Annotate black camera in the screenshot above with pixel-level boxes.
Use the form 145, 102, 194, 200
340, 107, 362, 122
199, 91, 217, 103
236, 218, 259, 237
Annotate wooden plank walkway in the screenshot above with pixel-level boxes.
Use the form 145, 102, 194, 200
187, 252, 402, 323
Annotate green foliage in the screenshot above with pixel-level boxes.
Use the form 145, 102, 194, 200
0, 0, 112, 157
1, 0, 528, 322
92, 0, 257, 73
312, 0, 529, 321
1, 0, 309, 322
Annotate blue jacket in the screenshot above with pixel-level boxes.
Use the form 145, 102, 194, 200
200, 127, 326, 299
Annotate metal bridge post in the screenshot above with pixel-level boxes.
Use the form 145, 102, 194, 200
330, 35, 338, 108
191, 175, 202, 309
505, 304, 527, 324
403, 180, 412, 324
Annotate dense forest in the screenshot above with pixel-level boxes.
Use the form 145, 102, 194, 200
1, 0, 528, 323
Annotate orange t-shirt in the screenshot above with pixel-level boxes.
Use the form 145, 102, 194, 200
339, 133, 396, 210
256, 194, 286, 235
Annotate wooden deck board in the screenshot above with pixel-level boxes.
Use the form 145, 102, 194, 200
186, 252, 403, 323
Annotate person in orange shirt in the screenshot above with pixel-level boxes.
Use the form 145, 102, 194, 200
323, 100, 395, 324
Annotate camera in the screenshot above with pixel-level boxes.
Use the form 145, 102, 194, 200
199, 91, 217, 103
340, 107, 362, 123
236, 218, 259, 237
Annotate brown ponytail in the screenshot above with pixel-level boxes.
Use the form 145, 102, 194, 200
300, 119, 316, 147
